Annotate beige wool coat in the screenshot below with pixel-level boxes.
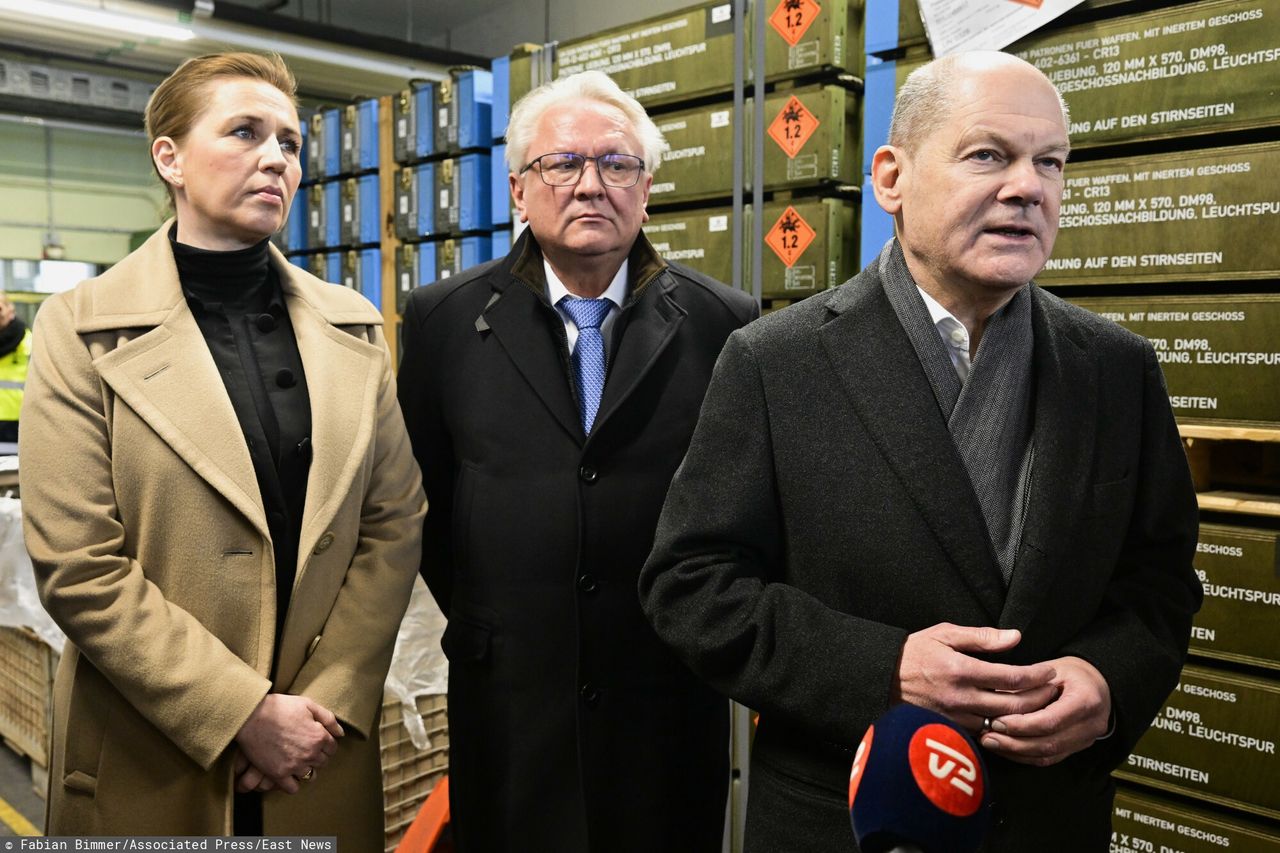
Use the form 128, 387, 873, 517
19, 223, 426, 847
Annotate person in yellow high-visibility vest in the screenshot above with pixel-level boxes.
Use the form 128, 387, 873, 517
0, 293, 30, 444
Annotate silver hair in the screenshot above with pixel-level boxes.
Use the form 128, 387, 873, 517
888, 52, 1071, 152
503, 70, 668, 174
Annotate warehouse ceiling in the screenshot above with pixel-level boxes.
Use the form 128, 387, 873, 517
0, 0, 501, 106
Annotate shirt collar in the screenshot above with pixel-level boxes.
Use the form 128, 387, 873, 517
545, 258, 629, 309
915, 285, 962, 329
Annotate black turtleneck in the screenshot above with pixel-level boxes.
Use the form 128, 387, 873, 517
170, 228, 312, 654
171, 229, 314, 836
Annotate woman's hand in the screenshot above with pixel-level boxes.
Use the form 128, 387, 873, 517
234, 693, 343, 793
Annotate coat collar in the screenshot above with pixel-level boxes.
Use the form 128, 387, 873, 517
82, 222, 383, 574
480, 229, 685, 446
75, 221, 382, 333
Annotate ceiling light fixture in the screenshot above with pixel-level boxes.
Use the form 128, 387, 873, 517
0, 0, 196, 42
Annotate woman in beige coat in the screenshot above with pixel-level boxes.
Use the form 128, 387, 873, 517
19, 53, 425, 846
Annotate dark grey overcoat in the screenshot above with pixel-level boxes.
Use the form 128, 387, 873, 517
398, 228, 758, 852
640, 248, 1202, 852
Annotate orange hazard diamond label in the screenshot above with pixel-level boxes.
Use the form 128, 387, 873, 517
769, 0, 820, 47
765, 206, 816, 267
1008, 0, 1044, 7
768, 96, 820, 159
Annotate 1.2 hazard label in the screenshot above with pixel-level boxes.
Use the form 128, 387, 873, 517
765, 206, 816, 267
767, 96, 820, 159
769, 0, 820, 47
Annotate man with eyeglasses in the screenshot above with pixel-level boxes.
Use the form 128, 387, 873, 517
397, 70, 757, 853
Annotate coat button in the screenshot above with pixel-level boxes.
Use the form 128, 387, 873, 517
306, 635, 322, 658
276, 368, 297, 388
580, 683, 600, 707
256, 313, 277, 333
578, 465, 598, 483
577, 574, 597, 593
314, 531, 335, 554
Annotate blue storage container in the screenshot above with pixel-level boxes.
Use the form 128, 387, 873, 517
436, 153, 492, 234
491, 144, 510, 228
323, 108, 341, 177
324, 180, 342, 248
283, 187, 307, 253
455, 69, 493, 151
306, 184, 326, 249
325, 252, 343, 284
492, 228, 514, 259
342, 248, 382, 309
491, 55, 509, 142
341, 98, 380, 173
342, 174, 380, 245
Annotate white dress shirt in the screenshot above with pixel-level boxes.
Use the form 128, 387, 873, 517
546, 258, 629, 356
917, 285, 972, 382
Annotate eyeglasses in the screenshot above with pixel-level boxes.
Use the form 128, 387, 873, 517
520, 152, 646, 188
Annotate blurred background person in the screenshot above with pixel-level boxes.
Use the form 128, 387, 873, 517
0, 293, 31, 445
19, 52, 425, 844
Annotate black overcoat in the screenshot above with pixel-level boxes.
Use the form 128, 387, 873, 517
398, 229, 758, 852
639, 247, 1202, 852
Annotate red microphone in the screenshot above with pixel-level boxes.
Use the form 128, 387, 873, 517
848, 704, 990, 853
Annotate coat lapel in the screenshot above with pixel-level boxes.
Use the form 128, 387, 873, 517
276, 256, 384, 577
593, 275, 684, 437
87, 227, 269, 540
483, 276, 585, 442
1000, 288, 1097, 628
819, 275, 1006, 621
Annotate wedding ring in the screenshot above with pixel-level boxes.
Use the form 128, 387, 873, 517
981, 717, 992, 733
301, 768, 314, 781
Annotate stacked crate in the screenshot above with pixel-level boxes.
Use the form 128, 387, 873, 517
864, 2, 1280, 848
279, 99, 384, 309
380, 692, 449, 852
491, 0, 865, 307
390, 69, 497, 316
0, 626, 56, 798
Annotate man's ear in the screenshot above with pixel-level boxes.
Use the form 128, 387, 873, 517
152, 136, 184, 189
870, 145, 905, 216
510, 172, 529, 223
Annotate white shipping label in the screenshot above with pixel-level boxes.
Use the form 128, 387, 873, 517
439, 108, 449, 128
440, 189, 450, 208
710, 111, 730, 128
399, 195, 409, 215
709, 215, 728, 232
343, 204, 353, 223
711, 4, 731, 23
398, 118, 407, 138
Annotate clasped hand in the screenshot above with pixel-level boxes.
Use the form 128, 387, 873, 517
895, 623, 1111, 766
233, 693, 344, 794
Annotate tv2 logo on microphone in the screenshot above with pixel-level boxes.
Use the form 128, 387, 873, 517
908, 724, 984, 816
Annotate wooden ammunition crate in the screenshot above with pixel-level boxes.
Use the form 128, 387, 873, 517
0, 626, 55, 770
382, 692, 448, 852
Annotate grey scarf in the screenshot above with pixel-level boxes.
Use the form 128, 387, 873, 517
879, 240, 1035, 582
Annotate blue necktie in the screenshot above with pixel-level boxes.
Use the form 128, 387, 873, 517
560, 297, 612, 433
